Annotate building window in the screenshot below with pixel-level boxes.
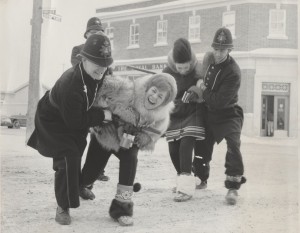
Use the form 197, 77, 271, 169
155, 20, 168, 46
222, 11, 236, 38
105, 27, 114, 50
268, 9, 287, 39
128, 23, 140, 49
189, 15, 201, 42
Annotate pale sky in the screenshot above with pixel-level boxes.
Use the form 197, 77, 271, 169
0, 0, 148, 92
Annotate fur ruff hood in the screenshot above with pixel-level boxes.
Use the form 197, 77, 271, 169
199, 51, 215, 78
167, 50, 201, 77
133, 75, 175, 127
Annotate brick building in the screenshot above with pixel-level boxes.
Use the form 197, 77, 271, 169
95, 0, 298, 137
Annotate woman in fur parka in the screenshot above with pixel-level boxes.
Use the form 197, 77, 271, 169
162, 38, 206, 202
80, 73, 177, 226
91, 73, 176, 152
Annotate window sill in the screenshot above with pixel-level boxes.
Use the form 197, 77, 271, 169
267, 35, 288, 40
189, 39, 201, 44
127, 45, 140, 49
153, 42, 168, 47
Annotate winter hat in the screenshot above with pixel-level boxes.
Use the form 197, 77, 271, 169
211, 27, 234, 49
84, 17, 104, 38
145, 73, 177, 105
172, 38, 192, 63
80, 33, 113, 67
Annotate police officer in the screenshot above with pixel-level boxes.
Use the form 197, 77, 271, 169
71, 17, 105, 67
71, 17, 110, 182
190, 27, 246, 205
27, 33, 113, 225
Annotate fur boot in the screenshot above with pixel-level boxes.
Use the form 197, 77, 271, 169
109, 184, 134, 226
174, 173, 195, 202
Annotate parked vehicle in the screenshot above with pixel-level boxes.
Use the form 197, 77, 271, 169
1, 114, 27, 129
1, 115, 12, 127
9, 114, 27, 128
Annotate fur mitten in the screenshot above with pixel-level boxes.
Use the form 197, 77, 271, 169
91, 122, 121, 152
134, 131, 153, 150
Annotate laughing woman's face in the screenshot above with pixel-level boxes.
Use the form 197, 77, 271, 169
144, 86, 167, 110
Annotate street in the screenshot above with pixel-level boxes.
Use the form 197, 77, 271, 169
0, 127, 298, 233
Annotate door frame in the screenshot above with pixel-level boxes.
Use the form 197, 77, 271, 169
274, 95, 289, 134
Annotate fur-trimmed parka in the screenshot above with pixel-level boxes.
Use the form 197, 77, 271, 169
91, 74, 176, 152
163, 50, 205, 141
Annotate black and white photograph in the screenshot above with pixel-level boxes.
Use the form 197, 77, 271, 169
0, 0, 299, 232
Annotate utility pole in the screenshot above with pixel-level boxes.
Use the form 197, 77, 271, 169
26, 0, 43, 143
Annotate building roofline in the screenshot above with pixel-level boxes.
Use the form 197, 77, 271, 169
97, 0, 298, 22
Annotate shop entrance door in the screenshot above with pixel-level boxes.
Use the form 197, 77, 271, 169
261, 95, 274, 136
274, 96, 289, 137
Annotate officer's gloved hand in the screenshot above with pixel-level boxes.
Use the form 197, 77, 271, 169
186, 86, 204, 103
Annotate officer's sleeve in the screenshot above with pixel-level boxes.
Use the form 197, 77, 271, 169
203, 72, 240, 109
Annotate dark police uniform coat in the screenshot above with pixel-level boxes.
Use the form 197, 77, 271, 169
163, 51, 205, 141
27, 63, 107, 158
202, 52, 243, 143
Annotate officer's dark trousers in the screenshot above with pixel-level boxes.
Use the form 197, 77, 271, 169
193, 129, 244, 181
81, 135, 139, 187
53, 154, 82, 210
168, 136, 195, 174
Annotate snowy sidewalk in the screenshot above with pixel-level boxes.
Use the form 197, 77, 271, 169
1, 127, 299, 233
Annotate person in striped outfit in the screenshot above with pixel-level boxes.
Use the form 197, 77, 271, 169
162, 38, 205, 202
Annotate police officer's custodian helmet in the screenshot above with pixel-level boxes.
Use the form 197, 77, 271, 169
211, 27, 234, 49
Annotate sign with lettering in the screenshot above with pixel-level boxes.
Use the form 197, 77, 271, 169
43, 13, 62, 22
113, 63, 167, 72
42, 9, 56, 14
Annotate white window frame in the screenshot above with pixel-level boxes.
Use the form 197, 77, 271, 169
222, 11, 236, 39
188, 15, 201, 43
268, 9, 288, 39
105, 27, 114, 50
154, 20, 168, 46
128, 23, 140, 49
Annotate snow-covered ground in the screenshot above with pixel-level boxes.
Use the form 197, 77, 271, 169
0, 127, 298, 233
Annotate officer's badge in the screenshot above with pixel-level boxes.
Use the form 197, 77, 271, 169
99, 40, 111, 57
217, 31, 226, 43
